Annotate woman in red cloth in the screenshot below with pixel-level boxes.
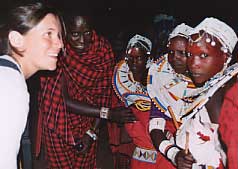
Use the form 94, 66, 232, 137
35, 14, 134, 169
111, 34, 175, 169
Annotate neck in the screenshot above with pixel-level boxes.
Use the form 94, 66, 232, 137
130, 70, 148, 86
12, 54, 35, 79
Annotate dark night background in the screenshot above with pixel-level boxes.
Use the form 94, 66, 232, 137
1, 0, 238, 37
48, 0, 238, 34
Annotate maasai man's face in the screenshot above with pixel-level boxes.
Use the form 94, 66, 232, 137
67, 16, 93, 54
187, 33, 227, 87
126, 47, 147, 81
168, 36, 188, 74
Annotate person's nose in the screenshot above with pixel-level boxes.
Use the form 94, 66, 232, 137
55, 37, 63, 49
189, 55, 201, 69
79, 34, 84, 43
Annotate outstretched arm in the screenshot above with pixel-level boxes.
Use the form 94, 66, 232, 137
62, 75, 136, 123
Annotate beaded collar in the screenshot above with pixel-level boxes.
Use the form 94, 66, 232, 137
148, 54, 238, 122
182, 62, 238, 122
147, 55, 201, 122
112, 60, 151, 111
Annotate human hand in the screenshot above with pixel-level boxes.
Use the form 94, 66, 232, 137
175, 150, 196, 169
109, 107, 137, 123
74, 134, 94, 154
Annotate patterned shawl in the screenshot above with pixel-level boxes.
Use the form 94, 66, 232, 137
35, 30, 115, 156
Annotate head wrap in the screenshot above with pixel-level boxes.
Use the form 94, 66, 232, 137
189, 17, 238, 53
126, 34, 152, 54
168, 23, 193, 41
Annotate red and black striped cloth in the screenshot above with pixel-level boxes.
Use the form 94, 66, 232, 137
35, 30, 115, 168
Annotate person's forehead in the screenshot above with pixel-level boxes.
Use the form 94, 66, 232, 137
128, 47, 145, 56
70, 16, 89, 27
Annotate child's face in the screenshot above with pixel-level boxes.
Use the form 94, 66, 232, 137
187, 33, 227, 86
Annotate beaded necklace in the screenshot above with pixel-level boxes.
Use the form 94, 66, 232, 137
112, 60, 151, 111
147, 55, 202, 122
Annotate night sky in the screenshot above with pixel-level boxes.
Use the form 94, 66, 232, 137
1, 0, 238, 36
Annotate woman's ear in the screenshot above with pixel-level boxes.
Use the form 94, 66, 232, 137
8, 31, 24, 48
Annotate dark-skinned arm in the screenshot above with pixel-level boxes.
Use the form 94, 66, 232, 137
150, 122, 195, 168
62, 75, 136, 123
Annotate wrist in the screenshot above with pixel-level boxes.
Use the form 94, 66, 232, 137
149, 118, 166, 133
166, 146, 180, 165
158, 140, 180, 165
99, 107, 110, 119
86, 129, 97, 141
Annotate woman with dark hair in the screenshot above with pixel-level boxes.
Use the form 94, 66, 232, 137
0, 1, 63, 169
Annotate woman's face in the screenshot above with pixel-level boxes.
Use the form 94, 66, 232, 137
126, 47, 147, 79
22, 13, 63, 72
168, 36, 188, 74
67, 16, 93, 54
187, 33, 227, 86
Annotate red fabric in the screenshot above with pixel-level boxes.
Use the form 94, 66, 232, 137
219, 82, 238, 169
125, 107, 154, 149
35, 30, 115, 168
108, 92, 135, 156
44, 127, 96, 169
109, 90, 175, 168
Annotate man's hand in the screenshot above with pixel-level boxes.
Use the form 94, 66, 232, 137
74, 134, 94, 154
109, 107, 136, 123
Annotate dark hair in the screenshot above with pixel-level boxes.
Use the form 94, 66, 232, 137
0, 1, 61, 55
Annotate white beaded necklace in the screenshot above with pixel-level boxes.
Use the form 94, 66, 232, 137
112, 60, 151, 111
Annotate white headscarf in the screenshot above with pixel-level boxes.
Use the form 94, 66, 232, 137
189, 17, 238, 54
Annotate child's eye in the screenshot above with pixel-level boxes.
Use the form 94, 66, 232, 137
200, 53, 208, 58
187, 52, 192, 57
168, 50, 174, 55
178, 50, 187, 57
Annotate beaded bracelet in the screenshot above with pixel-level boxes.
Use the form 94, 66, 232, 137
149, 118, 166, 132
158, 140, 180, 165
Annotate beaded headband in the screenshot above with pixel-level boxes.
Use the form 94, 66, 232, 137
189, 17, 238, 54
168, 23, 193, 41
127, 34, 152, 54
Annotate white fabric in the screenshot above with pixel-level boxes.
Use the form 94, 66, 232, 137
168, 23, 193, 41
0, 55, 29, 169
189, 17, 238, 53
176, 110, 225, 168
147, 55, 198, 121
127, 34, 152, 53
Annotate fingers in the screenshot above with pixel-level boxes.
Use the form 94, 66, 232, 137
176, 150, 195, 169
184, 152, 196, 163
